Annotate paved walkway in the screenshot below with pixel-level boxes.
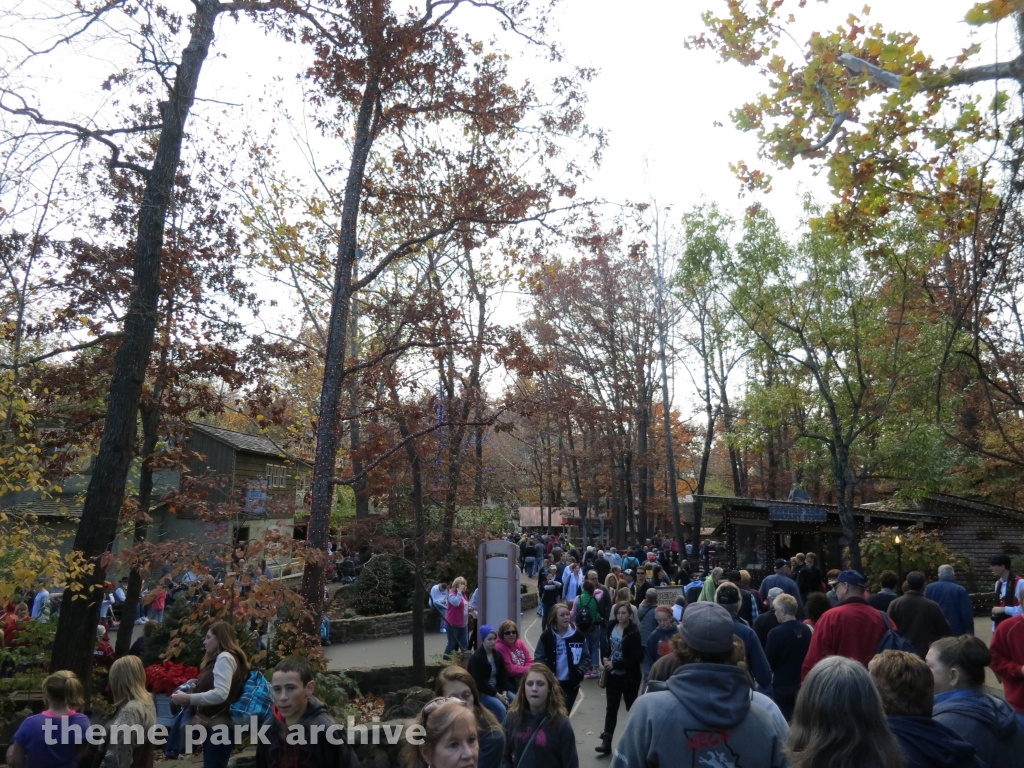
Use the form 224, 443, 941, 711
325, 604, 618, 767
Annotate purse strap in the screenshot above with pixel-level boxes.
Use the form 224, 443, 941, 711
514, 716, 549, 768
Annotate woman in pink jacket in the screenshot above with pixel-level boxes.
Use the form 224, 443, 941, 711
494, 619, 533, 696
443, 576, 469, 656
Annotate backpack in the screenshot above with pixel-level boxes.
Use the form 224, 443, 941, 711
623, 556, 641, 572
576, 593, 597, 631
229, 671, 275, 725
875, 611, 916, 655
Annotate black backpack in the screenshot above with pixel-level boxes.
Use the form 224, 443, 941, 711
875, 611, 916, 654
576, 593, 597, 631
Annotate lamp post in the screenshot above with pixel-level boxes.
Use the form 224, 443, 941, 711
893, 531, 903, 591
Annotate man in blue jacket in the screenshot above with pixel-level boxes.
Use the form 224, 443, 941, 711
716, 582, 773, 693
924, 565, 975, 637
759, 559, 804, 617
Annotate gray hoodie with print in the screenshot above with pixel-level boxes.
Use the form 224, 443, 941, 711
610, 663, 786, 768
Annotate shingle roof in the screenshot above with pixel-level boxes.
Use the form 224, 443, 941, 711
190, 422, 286, 458
1, 498, 83, 518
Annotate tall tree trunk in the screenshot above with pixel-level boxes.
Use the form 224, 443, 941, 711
622, 451, 634, 541
349, 259, 369, 518
564, 419, 586, 520
391, 381, 427, 685
50, 0, 221, 693
609, 452, 621, 546
439, 268, 486, 549
655, 261, 684, 558
833, 443, 862, 571
114, 399, 159, 657
474, 416, 484, 504
694, 399, 715, 560
637, 397, 649, 542
301, 70, 382, 621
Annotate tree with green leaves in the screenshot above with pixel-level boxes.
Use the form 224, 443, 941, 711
726, 205, 951, 569
692, 1, 1024, 501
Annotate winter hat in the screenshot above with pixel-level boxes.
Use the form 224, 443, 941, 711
680, 602, 734, 654
479, 624, 496, 641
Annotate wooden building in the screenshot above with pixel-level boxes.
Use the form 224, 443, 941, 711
696, 492, 1024, 589
149, 422, 312, 546
694, 495, 944, 585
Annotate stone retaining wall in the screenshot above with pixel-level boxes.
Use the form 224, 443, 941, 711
329, 611, 441, 643
329, 591, 538, 644
345, 664, 448, 696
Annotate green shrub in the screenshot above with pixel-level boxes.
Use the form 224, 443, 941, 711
142, 592, 258, 668
348, 555, 414, 616
860, 528, 971, 591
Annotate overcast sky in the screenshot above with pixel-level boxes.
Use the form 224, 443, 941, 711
181, 0, 1008, 229
4, 1, 1014, 405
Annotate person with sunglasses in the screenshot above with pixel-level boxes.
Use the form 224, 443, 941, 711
401, 697, 477, 768
494, 620, 533, 694
433, 666, 505, 768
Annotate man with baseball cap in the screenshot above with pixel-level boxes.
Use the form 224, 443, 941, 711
801, 570, 892, 679
614, 602, 786, 768
759, 558, 805, 616
716, 582, 773, 692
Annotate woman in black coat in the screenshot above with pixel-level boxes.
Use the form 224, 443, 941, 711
468, 624, 511, 722
595, 600, 643, 755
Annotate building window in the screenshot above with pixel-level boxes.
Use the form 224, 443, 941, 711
266, 464, 287, 489
293, 524, 307, 541
295, 473, 310, 507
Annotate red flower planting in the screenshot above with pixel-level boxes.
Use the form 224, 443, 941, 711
145, 661, 200, 695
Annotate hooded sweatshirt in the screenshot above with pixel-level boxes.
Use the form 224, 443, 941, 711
535, 625, 589, 689
255, 696, 360, 768
933, 687, 1024, 768
610, 663, 786, 768
887, 716, 984, 768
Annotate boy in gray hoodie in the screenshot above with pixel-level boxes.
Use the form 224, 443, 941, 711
611, 602, 786, 768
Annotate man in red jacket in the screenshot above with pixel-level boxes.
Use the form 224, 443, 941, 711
801, 570, 890, 680
990, 613, 1024, 719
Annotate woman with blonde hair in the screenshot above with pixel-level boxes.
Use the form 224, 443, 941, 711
502, 664, 578, 768
400, 697, 478, 768
444, 577, 470, 656
170, 621, 248, 768
7, 671, 89, 768
788, 655, 903, 768
433, 666, 504, 768
103, 656, 157, 768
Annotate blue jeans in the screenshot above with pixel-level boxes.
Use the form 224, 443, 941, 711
444, 625, 468, 655
480, 694, 507, 721
584, 626, 601, 669
525, 557, 536, 578
203, 736, 233, 768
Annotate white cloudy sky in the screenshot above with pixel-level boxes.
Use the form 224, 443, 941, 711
5, 1, 1007, 244
181, 0, 1009, 227
3, 1, 1014, 404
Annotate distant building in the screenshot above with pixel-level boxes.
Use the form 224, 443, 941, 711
149, 422, 312, 547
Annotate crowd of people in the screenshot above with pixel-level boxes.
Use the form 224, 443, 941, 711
9, 525, 1024, 768
423, 531, 1024, 768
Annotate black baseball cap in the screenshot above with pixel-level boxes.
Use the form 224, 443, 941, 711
774, 558, 789, 570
